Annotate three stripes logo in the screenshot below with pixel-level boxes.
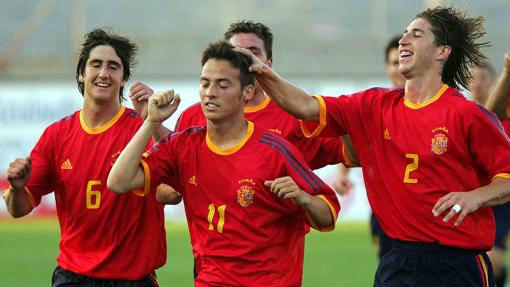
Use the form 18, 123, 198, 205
60, 159, 73, 170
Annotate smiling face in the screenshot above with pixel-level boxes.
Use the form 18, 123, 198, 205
398, 18, 448, 80
200, 58, 253, 124
78, 45, 125, 104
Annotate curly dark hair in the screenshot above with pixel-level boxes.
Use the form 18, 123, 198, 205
223, 20, 273, 61
201, 41, 255, 90
415, 7, 489, 91
75, 28, 137, 102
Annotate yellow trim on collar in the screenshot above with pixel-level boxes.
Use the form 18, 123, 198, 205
206, 121, 254, 155
404, 84, 448, 109
80, 106, 125, 134
244, 96, 270, 113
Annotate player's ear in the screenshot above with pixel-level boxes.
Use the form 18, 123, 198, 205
241, 84, 255, 102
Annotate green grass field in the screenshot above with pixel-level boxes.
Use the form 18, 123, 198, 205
0, 218, 400, 286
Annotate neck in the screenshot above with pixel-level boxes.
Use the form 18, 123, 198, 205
404, 75, 445, 104
207, 114, 248, 150
245, 86, 267, 107
81, 98, 122, 129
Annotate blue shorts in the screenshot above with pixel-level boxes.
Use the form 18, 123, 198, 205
375, 240, 494, 287
493, 202, 510, 250
370, 213, 393, 259
52, 266, 158, 287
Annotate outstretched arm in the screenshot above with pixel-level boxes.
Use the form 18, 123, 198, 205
486, 52, 510, 119
265, 177, 334, 228
235, 48, 320, 122
108, 90, 181, 194
4, 157, 34, 217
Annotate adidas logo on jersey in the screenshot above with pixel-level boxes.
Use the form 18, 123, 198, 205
384, 128, 391, 140
60, 159, 73, 170
188, 176, 197, 186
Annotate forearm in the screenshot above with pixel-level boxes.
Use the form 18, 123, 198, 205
255, 69, 320, 121
486, 68, 510, 119
107, 120, 157, 193
4, 187, 33, 218
475, 177, 510, 207
302, 194, 335, 229
152, 124, 172, 142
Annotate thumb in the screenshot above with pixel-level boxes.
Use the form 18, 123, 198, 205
264, 180, 273, 187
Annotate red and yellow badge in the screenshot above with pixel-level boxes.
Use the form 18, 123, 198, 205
237, 185, 255, 207
431, 133, 448, 155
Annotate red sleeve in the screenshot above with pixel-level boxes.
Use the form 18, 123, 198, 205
272, 136, 340, 231
141, 132, 182, 195
465, 105, 510, 180
25, 126, 57, 207
289, 131, 347, 169
301, 93, 364, 139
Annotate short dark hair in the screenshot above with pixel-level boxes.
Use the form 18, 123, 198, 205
223, 20, 273, 60
385, 36, 401, 63
76, 28, 138, 102
415, 7, 489, 91
201, 41, 255, 89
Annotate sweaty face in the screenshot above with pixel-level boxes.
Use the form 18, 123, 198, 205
79, 45, 125, 103
398, 18, 443, 79
199, 59, 248, 123
470, 66, 494, 105
228, 33, 271, 67
386, 48, 405, 87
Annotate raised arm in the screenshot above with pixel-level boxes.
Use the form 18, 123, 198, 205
107, 90, 181, 194
235, 48, 320, 122
130, 81, 173, 141
486, 52, 510, 119
4, 157, 34, 217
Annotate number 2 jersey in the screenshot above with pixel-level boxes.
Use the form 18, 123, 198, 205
141, 121, 340, 287
303, 85, 510, 250
22, 107, 166, 280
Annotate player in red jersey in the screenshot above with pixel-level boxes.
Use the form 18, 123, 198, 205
4, 29, 165, 286
484, 51, 510, 287
108, 41, 340, 287
240, 6, 510, 287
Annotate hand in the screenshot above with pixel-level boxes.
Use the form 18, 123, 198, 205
265, 176, 310, 206
233, 47, 271, 75
130, 81, 154, 120
503, 52, 510, 75
432, 191, 484, 226
333, 176, 353, 196
147, 90, 181, 124
155, 184, 182, 205
6, 157, 32, 191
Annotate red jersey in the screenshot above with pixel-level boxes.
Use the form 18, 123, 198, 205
175, 97, 352, 169
20, 107, 166, 280
302, 85, 510, 250
141, 122, 340, 287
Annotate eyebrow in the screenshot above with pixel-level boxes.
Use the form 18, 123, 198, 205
88, 58, 122, 67
405, 28, 425, 34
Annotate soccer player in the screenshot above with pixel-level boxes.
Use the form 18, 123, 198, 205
4, 28, 166, 286
240, 6, 510, 286
471, 62, 496, 105
484, 51, 510, 287
107, 41, 340, 287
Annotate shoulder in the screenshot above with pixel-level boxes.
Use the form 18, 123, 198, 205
47, 110, 79, 132
181, 102, 202, 116
159, 125, 206, 144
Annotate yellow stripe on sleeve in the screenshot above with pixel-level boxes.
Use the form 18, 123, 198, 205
301, 96, 327, 138
133, 160, 151, 197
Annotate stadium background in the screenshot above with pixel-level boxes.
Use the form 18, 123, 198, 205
0, 0, 509, 286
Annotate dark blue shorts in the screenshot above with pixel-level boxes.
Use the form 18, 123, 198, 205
52, 266, 158, 287
374, 240, 494, 287
370, 213, 394, 259
493, 202, 510, 249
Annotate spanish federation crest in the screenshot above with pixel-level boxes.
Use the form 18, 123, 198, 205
431, 133, 448, 155
237, 185, 255, 207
